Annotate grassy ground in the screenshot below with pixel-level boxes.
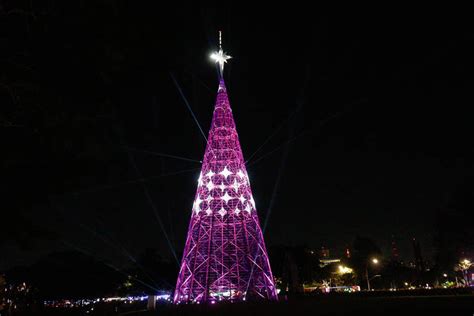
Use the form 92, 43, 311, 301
129, 295, 473, 316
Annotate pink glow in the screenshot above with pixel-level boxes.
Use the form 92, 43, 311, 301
173, 79, 278, 304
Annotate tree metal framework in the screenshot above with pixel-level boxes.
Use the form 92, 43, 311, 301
173, 78, 277, 304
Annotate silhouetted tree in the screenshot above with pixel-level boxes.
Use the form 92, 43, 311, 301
0, 274, 5, 312
434, 176, 474, 274
136, 248, 177, 292
379, 260, 417, 289
350, 236, 382, 288
11, 251, 123, 299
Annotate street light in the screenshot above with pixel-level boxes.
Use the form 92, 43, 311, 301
366, 257, 379, 291
369, 274, 381, 283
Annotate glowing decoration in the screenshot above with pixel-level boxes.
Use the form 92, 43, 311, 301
193, 205, 200, 215
205, 170, 215, 178
193, 197, 203, 214
174, 34, 277, 304
210, 31, 231, 77
218, 206, 227, 217
249, 196, 256, 208
206, 180, 215, 191
201, 203, 210, 215
220, 166, 233, 179
245, 203, 252, 213
222, 192, 232, 203
231, 179, 240, 192
218, 183, 226, 192
237, 170, 246, 180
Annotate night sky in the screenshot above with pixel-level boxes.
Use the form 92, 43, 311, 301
3, 3, 474, 270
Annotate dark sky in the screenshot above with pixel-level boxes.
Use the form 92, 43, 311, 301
2, 3, 474, 270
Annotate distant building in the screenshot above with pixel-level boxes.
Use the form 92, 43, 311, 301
345, 246, 351, 259
391, 238, 399, 260
411, 237, 425, 272
320, 246, 330, 258
319, 258, 340, 268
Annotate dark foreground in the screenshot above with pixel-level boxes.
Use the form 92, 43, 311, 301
133, 296, 474, 316
143, 296, 473, 316
11, 295, 474, 316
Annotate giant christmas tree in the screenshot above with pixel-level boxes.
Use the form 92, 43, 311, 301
174, 34, 277, 304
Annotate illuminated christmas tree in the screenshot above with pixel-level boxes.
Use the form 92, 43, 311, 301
174, 33, 277, 304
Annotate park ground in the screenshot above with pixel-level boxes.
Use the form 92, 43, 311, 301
131, 295, 473, 316
21, 294, 472, 316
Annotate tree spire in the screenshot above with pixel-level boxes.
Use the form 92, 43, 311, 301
210, 31, 231, 79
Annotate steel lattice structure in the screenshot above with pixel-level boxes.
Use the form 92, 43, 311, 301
173, 77, 278, 304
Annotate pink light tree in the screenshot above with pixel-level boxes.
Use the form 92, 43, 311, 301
173, 34, 277, 304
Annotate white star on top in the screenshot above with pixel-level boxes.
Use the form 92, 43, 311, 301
205, 208, 212, 216
197, 172, 204, 186
238, 195, 246, 204
206, 180, 215, 191
210, 49, 231, 76
221, 192, 232, 203
220, 166, 233, 179
234, 208, 241, 215
206, 195, 213, 203
218, 206, 227, 217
